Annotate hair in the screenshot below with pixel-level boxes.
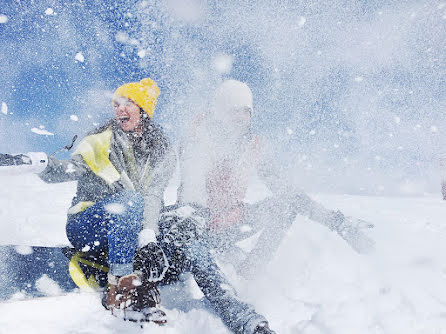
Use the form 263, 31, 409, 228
85, 109, 169, 163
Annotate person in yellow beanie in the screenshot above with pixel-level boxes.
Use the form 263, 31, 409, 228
112, 78, 160, 133
0, 77, 176, 323
0, 78, 276, 334
113, 78, 160, 119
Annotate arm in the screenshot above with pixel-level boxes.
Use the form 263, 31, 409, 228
140, 146, 177, 237
38, 154, 90, 183
257, 140, 374, 254
176, 113, 209, 207
0, 151, 89, 182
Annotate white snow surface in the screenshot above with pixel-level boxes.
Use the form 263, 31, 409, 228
0, 174, 446, 333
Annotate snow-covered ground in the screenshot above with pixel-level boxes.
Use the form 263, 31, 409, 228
1, 173, 446, 333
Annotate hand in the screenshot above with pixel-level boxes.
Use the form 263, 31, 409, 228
0, 153, 32, 166
134, 242, 169, 283
332, 211, 375, 254
0, 152, 48, 174
159, 204, 209, 247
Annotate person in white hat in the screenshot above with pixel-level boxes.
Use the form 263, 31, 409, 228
177, 79, 375, 278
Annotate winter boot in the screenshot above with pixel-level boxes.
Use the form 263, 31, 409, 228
253, 321, 276, 334
103, 273, 141, 310
102, 272, 166, 324
133, 277, 167, 324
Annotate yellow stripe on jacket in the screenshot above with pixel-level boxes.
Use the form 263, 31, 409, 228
68, 127, 121, 214
73, 127, 121, 185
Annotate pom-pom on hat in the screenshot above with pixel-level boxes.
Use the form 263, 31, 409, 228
113, 78, 160, 118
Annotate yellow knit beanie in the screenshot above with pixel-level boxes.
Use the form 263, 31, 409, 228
113, 78, 160, 118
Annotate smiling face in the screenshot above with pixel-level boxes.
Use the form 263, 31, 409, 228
113, 97, 142, 133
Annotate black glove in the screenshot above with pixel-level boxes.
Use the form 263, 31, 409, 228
0, 153, 32, 166
0, 152, 48, 174
159, 203, 209, 247
134, 242, 169, 283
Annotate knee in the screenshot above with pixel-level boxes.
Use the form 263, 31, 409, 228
116, 191, 144, 210
106, 191, 144, 221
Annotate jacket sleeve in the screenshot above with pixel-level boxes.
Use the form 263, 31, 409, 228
257, 140, 339, 226
38, 154, 90, 183
141, 146, 177, 234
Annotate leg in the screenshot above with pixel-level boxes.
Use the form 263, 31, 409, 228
158, 212, 268, 334
66, 191, 144, 275
187, 240, 267, 334
236, 196, 296, 277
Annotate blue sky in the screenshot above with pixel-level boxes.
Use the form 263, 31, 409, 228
0, 0, 445, 194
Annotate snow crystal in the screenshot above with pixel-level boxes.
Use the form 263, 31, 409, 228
70, 114, 79, 121
185, 273, 204, 299
1, 102, 7, 115
286, 128, 293, 135
93, 240, 100, 246
129, 38, 139, 46
75, 52, 84, 63
297, 16, 306, 27
394, 116, 401, 124
219, 283, 233, 291
45, 8, 54, 15
175, 205, 196, 218
431, 126, 438, 133
354, 76, 364, 82
82, 245, 91, 252
138, 228, 156, 246
65, 163, 75, 173
115, 31, 129, 43
9, 292, 26, 301
212, 54, 233, 74
104, 203, 125, 214
137, 49, 147, 58
14, 245, 33, 255
239, 225, 252, 233
165, 0, 207, 23
31, 128, 54, 136
309, 129, 316, 135
35, 275, 62, 296
0, 14, 8, 24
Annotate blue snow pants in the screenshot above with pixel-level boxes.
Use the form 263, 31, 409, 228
66, 191, 144, 276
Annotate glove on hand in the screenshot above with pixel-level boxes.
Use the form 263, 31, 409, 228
159, 204, 208, 247
330, 211, 375, 254
0, 152, 47, 174
0, 153, 31, 166
134, 242, 169, 283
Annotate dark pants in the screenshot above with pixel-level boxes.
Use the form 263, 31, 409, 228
158, 210, 266, 334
